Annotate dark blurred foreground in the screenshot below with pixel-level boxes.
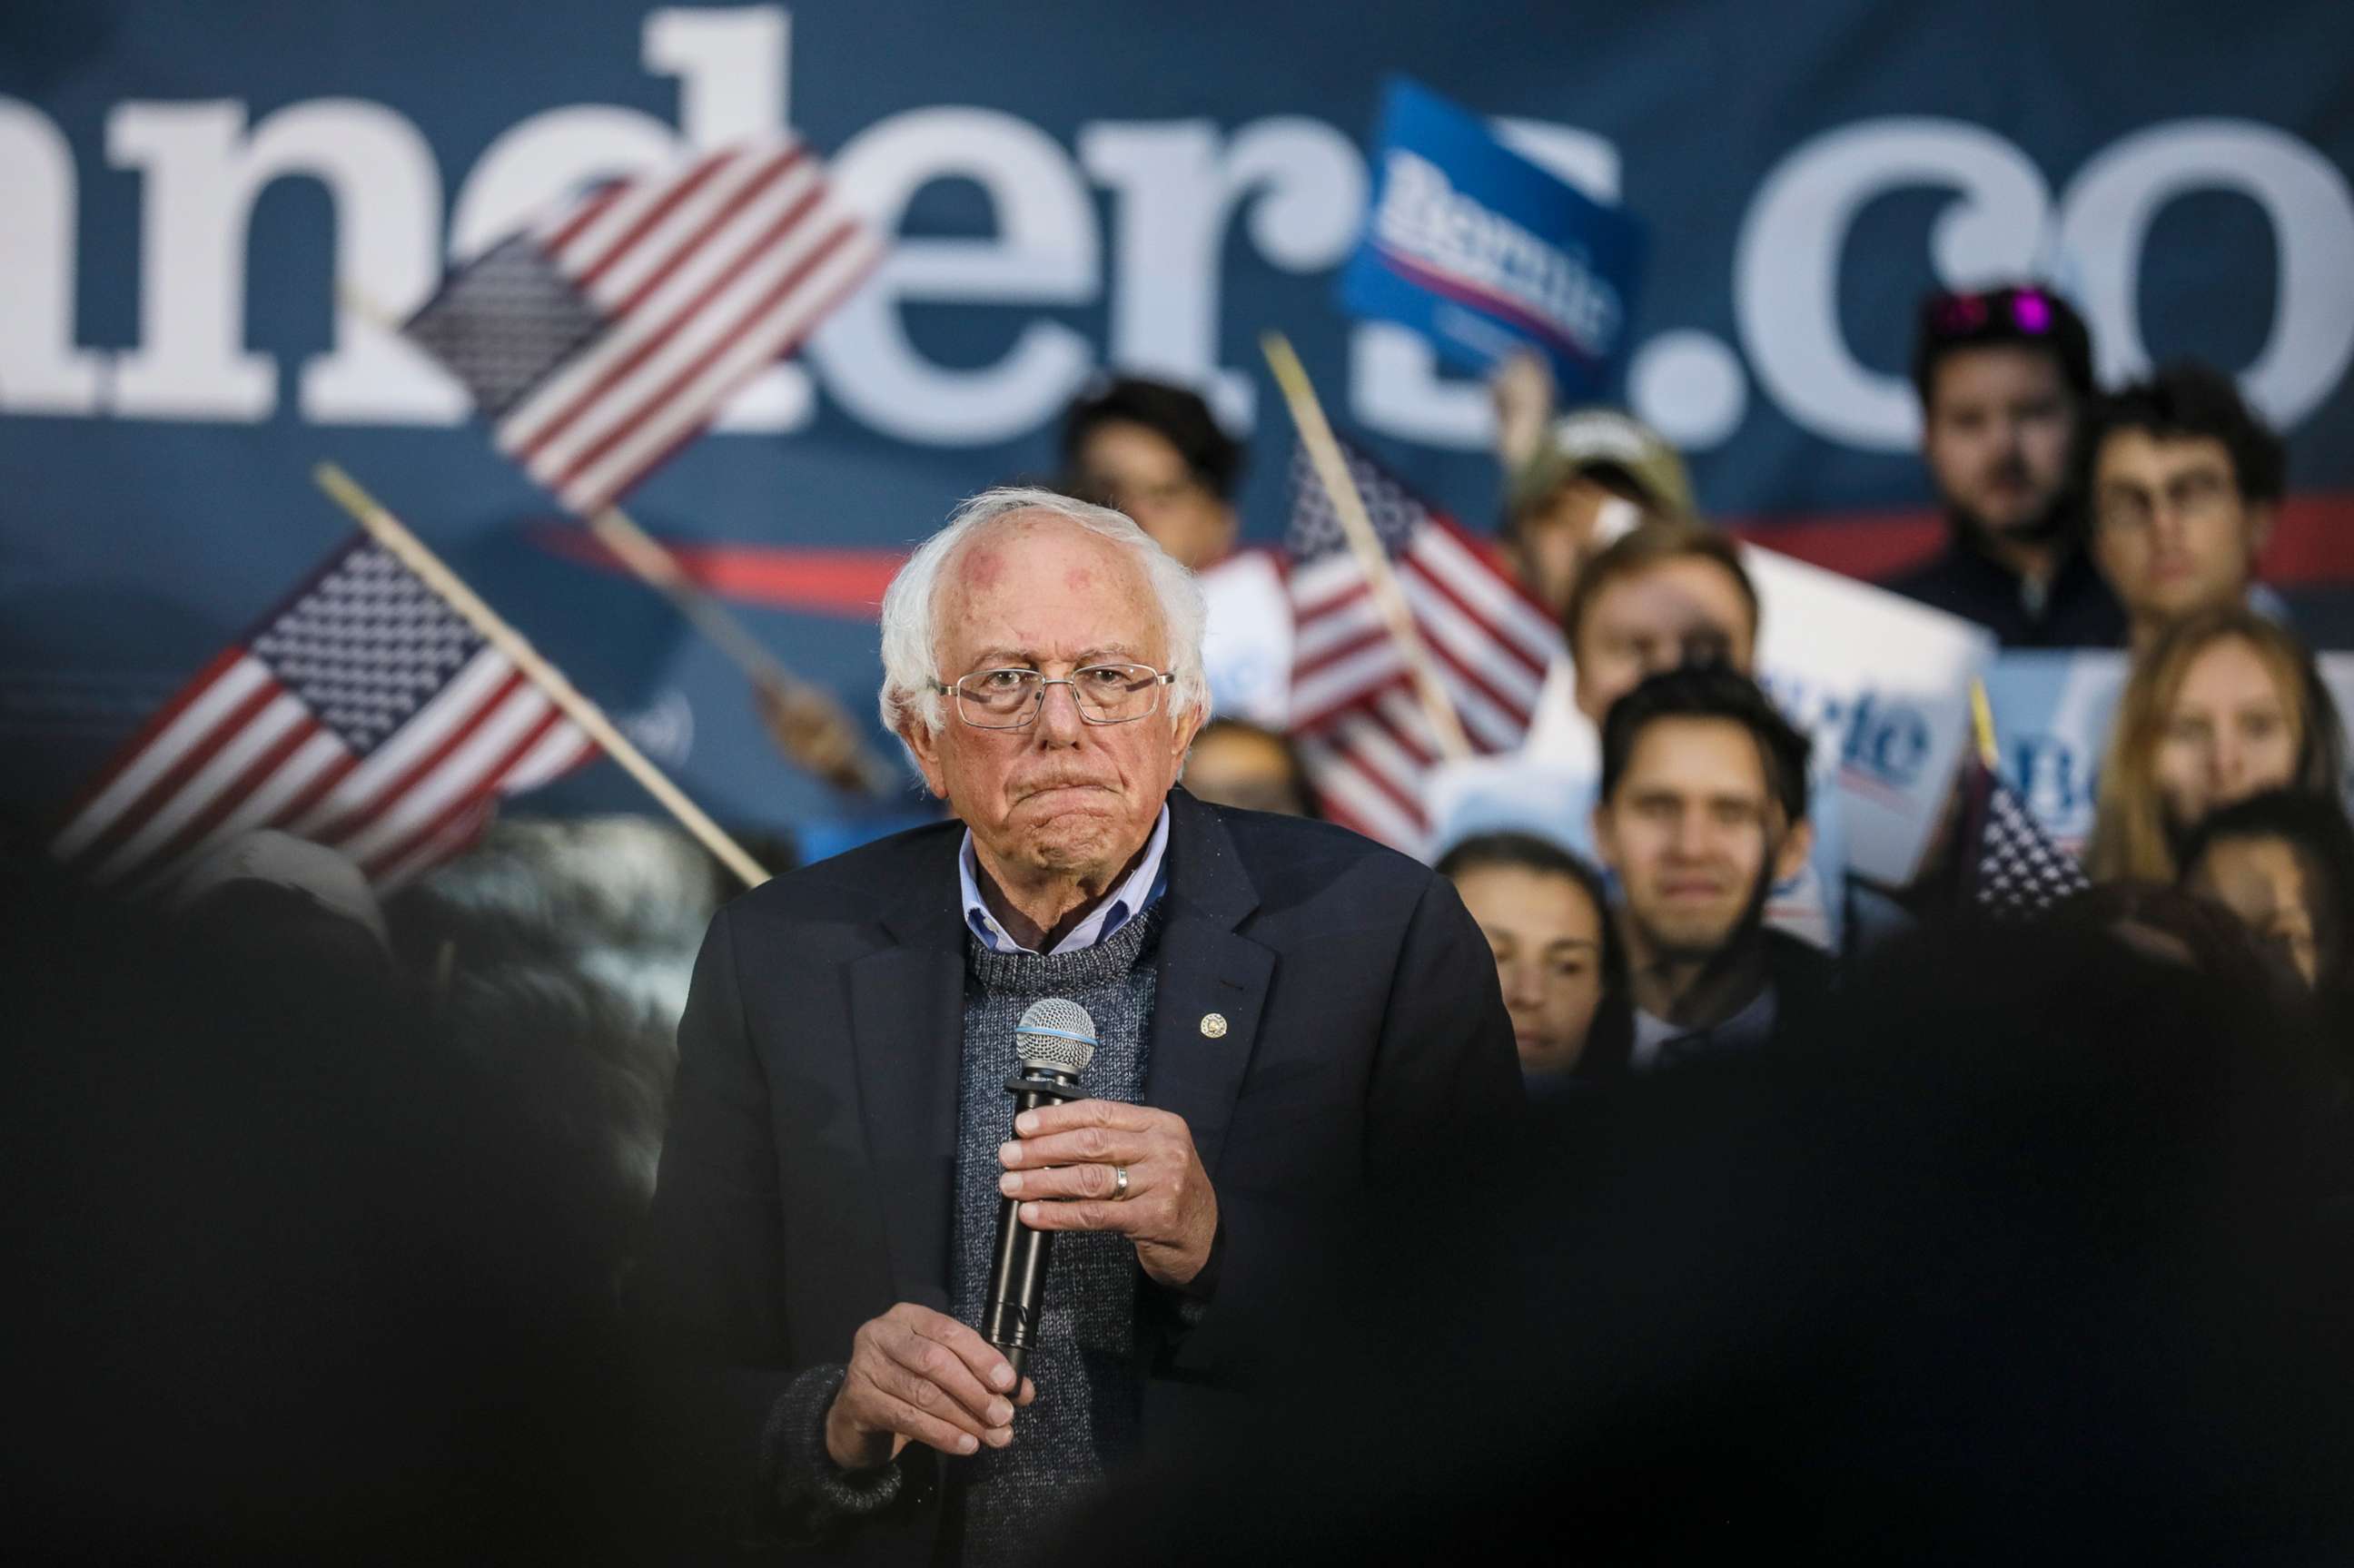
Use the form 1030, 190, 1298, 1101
6, 840, 2353, 1563
1057, 922, 2354, 1564
0, 845, 658, 1563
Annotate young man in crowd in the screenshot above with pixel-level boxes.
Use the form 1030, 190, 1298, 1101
1591, 666, 1835, 1067
1059, 376, 1242, 573
1424, 517, 1843, 952
1060, 375, 1303, 729
1488, 350, 1695, 624
1561, 519, 1756, 741
2085, 361, 2290, 656
1499, 407, 1693, 621
1449, 515, 1760, 779
1882, 284, 2127, 647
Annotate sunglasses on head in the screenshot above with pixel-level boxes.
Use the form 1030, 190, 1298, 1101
1923, 286, 2058, 341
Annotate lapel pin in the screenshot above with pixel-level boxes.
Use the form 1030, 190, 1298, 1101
1200, 1012, 1228, 1039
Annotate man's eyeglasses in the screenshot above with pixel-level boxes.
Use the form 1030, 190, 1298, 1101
1923, 285, 2059, 341
2095, 468, 2236, 535
931, 664, 1178, 729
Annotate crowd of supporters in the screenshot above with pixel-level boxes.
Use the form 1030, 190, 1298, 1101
11, 277, 2354, 1562
1065, 283, 2354, 1104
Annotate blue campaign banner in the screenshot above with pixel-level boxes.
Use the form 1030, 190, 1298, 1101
1340, 76, 1647, 398
3, 1, 2351, 846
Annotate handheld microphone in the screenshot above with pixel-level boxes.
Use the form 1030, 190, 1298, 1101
981, 998, 1098, 1378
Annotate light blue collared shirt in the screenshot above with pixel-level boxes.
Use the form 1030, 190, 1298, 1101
959, 804, 1171, 956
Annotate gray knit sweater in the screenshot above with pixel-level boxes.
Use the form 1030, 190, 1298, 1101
763, 905, 1162, 1565
948, 906, 1160, 1566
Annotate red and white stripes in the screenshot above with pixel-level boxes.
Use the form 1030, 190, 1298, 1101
1290, 515, 1562, 853
51, 646, 596, 895
499, 141, 881, 516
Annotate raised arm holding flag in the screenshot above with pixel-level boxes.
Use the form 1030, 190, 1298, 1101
1261, 335, 1562, 853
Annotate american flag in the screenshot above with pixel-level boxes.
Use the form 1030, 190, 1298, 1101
1284, 439, 1564, 852
402, 138, 880, 516
48, 537, 598, 894
1962, 756, 2092, 919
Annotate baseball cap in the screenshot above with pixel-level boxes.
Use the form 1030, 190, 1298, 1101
1507, 407, 1694, 522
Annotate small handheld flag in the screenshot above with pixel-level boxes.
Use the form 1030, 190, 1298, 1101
402, 139, 880, 516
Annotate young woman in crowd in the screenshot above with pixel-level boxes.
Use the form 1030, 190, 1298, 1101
2088, 606, 2346, 883
1437, 832, 1631, 1088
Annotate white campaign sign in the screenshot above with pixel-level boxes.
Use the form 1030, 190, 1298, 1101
1424, 542, 1993, 922
1195, 549, 1296, 731
1981, 653, 2129, 857
1745, 547, 1997, 885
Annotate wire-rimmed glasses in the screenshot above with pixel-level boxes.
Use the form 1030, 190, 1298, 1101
931, 663, 1177, 729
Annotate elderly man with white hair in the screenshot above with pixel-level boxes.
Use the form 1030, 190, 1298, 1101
636, 488, 1518, 1564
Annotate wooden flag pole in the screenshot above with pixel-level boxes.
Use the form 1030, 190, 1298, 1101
1259, 331, 1473, 760
578, 505, 897, 795
583, 504, 796, 685
313, 461, 772, 890
338, 282, 893, 796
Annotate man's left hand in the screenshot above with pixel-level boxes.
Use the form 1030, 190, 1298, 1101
997, 1100, 1218, 1289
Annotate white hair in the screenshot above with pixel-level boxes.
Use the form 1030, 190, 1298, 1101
877, 487, 1210, 745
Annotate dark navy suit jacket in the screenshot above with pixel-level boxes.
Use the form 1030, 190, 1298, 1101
634, 787, 1521, 1562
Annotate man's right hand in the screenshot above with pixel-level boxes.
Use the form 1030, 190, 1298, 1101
823, 1303, 1037, 1471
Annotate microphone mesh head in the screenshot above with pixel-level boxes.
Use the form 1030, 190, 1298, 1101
1014, 998, 1098, 1076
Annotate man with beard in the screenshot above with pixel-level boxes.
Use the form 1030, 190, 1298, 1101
1590, 666, 1835, 1068
1882, 284, 2127, 647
